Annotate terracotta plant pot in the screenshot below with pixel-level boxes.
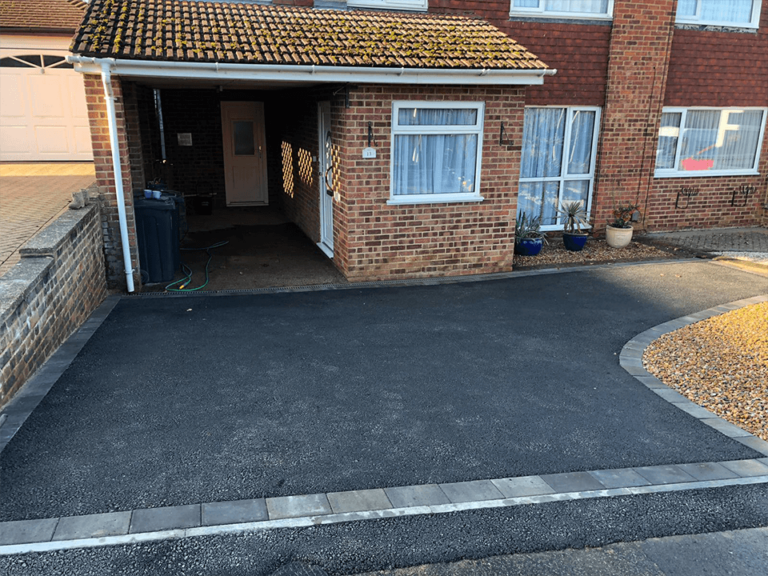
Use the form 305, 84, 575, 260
606, 225, 633, 248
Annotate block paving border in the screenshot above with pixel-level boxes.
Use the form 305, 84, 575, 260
1, 279, 767, 556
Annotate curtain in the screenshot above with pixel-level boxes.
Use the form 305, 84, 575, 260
545, 0, 609, 13
567, 110, 595, 174
656, 112, 681, 169
678, 0, 754, 23
680, 110, 763, 171
520, 108, 565, 179
518, 182, 561, 226
392, 107, 479, 196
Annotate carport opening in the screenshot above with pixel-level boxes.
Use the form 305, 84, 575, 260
127, 80, 345, 292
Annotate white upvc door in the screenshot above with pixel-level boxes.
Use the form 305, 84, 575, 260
318, 101, 334, 257
221, 101, 268, 206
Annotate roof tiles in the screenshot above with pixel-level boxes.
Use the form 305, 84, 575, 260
71, 0, 548, 70
0, 0, 86, 33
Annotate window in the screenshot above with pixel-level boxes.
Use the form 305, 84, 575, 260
517, 107, 601, 230
510, 0, 613, 19
389, 102, 485, 205
0, 55, 72, 69
655, 108, 766, 177
676, 0, 762, 28
348, 0, 428, 12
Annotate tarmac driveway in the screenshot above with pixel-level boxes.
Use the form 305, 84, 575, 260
1, 261, 767, 521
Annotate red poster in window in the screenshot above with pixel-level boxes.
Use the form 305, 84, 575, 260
681, 158, 714, 171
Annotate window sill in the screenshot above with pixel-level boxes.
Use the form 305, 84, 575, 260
387, 195, 484, 206
509, 13, 613, 25
654, 170, 761, 179
540, 225, 593, 232
675, 19, 758, 31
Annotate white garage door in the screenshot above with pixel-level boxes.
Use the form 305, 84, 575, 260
0, 54, 93, 162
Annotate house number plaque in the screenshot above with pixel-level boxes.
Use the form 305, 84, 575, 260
362, 147, 376, 159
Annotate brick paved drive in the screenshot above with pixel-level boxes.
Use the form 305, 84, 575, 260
646, 228, 768, 262
0, 163, 95, 276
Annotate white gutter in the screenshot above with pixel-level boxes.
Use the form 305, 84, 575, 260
100, 60, 135, 293
68, 55, 556, 86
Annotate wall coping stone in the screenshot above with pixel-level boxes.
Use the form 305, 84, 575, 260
19, 204, 98, 258
0, 259, 53, 324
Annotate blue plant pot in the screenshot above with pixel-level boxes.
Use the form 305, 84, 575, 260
562, 233, 588, 252
514, 237, 543, 256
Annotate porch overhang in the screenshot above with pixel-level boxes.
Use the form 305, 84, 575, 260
68, 56, 556, 86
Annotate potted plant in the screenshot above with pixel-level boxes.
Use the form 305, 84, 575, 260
606, 203, 639, 249
514, 211, 546, 256
556, 201, 589, 252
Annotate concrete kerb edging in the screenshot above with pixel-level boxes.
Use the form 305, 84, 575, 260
1, 465, 767, 555
619, 293, 768, 457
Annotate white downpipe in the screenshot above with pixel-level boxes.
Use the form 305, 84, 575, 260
100, 61, 135, 293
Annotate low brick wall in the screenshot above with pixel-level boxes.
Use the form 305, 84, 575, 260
0, 204, 107, 409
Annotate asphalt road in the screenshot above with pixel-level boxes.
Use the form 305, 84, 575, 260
1, 261, 766, 522
1, 485, 767, 575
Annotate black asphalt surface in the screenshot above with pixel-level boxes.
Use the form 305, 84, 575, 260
1, 485, 766, 575
1, 261, 767, 521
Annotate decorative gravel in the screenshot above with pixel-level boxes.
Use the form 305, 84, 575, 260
514, 238, 672, 268
643, 302, 768, 442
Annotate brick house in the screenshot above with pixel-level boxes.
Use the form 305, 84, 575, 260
70, 0, 768, 291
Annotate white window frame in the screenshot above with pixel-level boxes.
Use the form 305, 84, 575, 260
348, 0, 428, 12
675, 0, 762, 29
654, 107, 767, 178
510, 0, 614, 21
388, 101, 485, 205
518, 106, 601, 232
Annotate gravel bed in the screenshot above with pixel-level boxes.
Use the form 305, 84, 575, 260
514, 238, 673, 269
643, 302, 768, 441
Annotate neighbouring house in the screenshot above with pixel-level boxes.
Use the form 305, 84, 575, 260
0, 0, 93, 161
69, 0, 768, 292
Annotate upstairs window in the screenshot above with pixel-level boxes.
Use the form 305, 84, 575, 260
676, 0, 762, 28
510, 0, 613, 19
348, 0, 428, 11
655, 108, 766, 177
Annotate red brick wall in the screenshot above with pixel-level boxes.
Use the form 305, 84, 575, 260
430, 1, 611, 106
335, 84, 525, 281
84, 74, 140, 290
665, 9, 768, 108
592, 0, 677, 233
267, 89, 323, 243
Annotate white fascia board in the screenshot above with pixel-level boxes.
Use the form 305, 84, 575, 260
67, 56, 556, 86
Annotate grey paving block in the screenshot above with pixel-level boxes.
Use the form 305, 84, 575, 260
758, 457, 768, 466
653, 388, 687, 403
619, 356, 643, 367
622, 365, 651, 376
734, 436, 768, 456
0, 518, 58, 545
677, 462, 739, 481
129, 504, 200, 534
700, 418, 751, 438
53, 511, 131, 541
327, 489, 392, 514
635, 465, 697, 485
720, 459, 768, 478
202, 499, 268, 526
588, 468, 651, 489
439, 480, 504, 503
266, 494, 332, 520
541, 471, 605, 493
384, 484, 450, 508
671, 402, 713, 419
491, 475, 556, 498
635, 376, 666, 389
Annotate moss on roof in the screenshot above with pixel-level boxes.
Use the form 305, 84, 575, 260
71, 0, 549, 70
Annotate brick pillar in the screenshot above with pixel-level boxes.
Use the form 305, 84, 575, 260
83, 73, 141, 290
122, 82, 146, 195
593, 0, 677, 233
